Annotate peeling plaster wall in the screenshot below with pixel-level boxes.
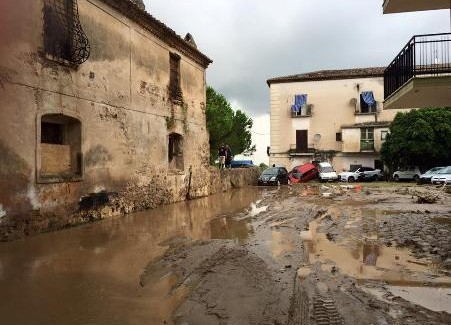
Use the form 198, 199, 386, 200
0, 0, 217, 241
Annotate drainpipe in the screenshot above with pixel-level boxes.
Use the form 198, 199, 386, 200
186, 165, 193, 200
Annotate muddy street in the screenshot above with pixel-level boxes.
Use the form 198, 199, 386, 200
1, 184, 450, 325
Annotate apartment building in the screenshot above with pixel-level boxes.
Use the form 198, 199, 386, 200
267, 68, 410, 173
382, 0, 451, 109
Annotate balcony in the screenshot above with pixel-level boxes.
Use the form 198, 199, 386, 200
360, 140, 375, 152
384, 33, 451, 109
291, 104, 313, 118
383, 0, 450, 14
288, 144, 315, 156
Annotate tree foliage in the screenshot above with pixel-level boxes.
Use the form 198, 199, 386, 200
206, 86, 256, 162
380, 108, 451, 171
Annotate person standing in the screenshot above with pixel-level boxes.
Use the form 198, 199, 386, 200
225, 144, 233, 169
218, 144, 226, 170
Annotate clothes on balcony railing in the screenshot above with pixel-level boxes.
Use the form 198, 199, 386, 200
291, 94, 307, 112
361, 91, 376, 106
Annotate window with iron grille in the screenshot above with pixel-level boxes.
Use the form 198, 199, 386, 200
336, 132, 342, 142
43, 0, 90, 64
169, 53, 183, 102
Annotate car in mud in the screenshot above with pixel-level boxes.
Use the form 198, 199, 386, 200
288, 163, 318, 184
418, 166, 446, 184
339, 166, 382, 182
430, 166, 451, 185
258, 166, 289, 186
317, 162, 338, 182
393, 166, 421, 182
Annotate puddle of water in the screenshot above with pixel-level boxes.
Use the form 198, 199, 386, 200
209, 216, 253, 244
300, 208, 449, 286
270, 230, 295, 258
387, 286, 451, 313
0, 187, 262, 325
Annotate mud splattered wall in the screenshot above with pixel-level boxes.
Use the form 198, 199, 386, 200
0, 0, 212, 240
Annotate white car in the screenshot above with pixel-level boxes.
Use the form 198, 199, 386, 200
431, 166, 451, 185
317, 162, 338, 182
393, 166, 421, 182
418, 167, 445, 184
339, 166, 382, 182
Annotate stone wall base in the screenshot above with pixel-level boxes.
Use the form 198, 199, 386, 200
0, 167, 260, 241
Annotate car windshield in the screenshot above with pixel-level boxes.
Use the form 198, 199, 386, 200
262, 168, 279, 176
320, 167, 334, 173
424, 167, 444, 175
438, 166, 451, 174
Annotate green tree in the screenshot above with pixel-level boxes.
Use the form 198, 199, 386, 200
206, 86, 256, 162
380, 107, 451, 171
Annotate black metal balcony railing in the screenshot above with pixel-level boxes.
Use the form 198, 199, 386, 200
360, 140, 375, 152
384, 33, 451, 100
288, 144, 315, 154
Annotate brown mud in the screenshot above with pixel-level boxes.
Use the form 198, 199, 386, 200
0, 183, 450, 324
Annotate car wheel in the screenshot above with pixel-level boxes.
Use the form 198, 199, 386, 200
371, 175, 378, 182
413, 175, 420, 182
394, 175, 400, 182
348, 176, 355, 183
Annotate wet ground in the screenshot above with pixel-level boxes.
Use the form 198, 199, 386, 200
0, 183, 450, 324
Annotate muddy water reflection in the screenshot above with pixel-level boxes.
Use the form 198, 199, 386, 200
0, 188, 261, 325
301, 207, 450, 286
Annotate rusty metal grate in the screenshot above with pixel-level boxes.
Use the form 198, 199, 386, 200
44, 0, 90, 65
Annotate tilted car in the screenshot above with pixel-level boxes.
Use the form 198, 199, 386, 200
339, 166, 382, 182
288, 163, 318, 184
431, 166, 451, 185
393, 166, 421, 182
258, 167, 289, 186
418, 167, 445, 184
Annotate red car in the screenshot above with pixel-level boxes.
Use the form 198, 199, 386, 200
288, 163, 318, 183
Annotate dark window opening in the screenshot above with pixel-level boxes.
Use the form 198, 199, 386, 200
40, 114, 82, 181
43, 0, 90, 64
168, 133, 184, 170
169, 53, 183, 102
336, 132, 342, 142
359, 94, 377, 113
41, 122, 64, 144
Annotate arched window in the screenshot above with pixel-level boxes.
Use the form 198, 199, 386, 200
39, 114, 82, 181
168, 133, 184, 170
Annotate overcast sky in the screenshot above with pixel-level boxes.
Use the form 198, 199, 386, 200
143, 0, 450, 163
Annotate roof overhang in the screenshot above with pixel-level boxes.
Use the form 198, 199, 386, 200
383, 0, 451, 14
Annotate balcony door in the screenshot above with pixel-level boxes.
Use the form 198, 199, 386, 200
296, 130, 308, 152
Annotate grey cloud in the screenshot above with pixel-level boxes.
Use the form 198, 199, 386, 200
145, 0, 449, 117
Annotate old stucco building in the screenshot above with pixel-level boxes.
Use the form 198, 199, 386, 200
267, 68, 411, 172
0, 0, 214, 240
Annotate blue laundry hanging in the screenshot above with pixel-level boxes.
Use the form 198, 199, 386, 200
292, 94, 307, 112
361, 91, 376, 106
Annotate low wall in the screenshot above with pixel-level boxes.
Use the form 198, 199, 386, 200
0, 167, 260, 241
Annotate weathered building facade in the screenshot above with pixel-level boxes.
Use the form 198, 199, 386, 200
267, 68, 411, 172
0, 0, 214, 240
